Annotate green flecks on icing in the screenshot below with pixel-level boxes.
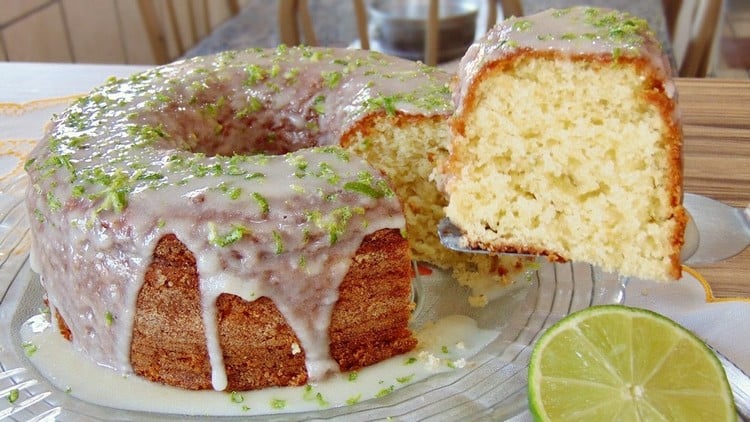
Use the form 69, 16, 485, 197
216, 182, 242, 200
362, 83, 451, 115
364, 95, 397, 115
46, 191, 62, 211
205, 96, 227, 117
343, 171, 394, 199
286, 154, 309, 178
318, 145, 350, 162
512, 19, 532, 31
234, 96, 264, 118
251, 192, 270, 214
208, 223, 251, 247
322, 70, 342, 88
84, 168, 133, 214
127, 123, 168, 147
33, 208, 46, 223
104, 311, 114, 326
315, 162, 339, 184
568, 7, 649, 46
244, 64, 268, 86
27, 45, 432, 245
283, 67, 300, 83
23, 157, 36, 172
343, 181, 384, 198
305, 206, 365, 245
272, 230, 284, 254
312, 95, 326, 115
270, 63, 281, 78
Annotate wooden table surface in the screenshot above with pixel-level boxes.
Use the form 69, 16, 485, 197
676, 78, 750, 299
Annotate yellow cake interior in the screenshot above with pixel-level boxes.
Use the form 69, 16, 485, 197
444, 55, 683, 281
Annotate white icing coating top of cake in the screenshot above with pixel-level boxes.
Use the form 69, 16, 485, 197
454, 6, 674, 115
24, 46, 452, 390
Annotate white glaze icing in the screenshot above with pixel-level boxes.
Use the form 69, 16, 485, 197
453, 6, 675, 117
24, 46, 452, 390
21, 312, 498, 416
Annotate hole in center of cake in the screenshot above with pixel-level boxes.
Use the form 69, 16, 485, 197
145, 87, 322, 157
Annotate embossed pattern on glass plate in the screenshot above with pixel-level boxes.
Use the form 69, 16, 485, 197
0, 168, 627, 421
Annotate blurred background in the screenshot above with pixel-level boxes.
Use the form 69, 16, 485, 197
0, 0, 746, 79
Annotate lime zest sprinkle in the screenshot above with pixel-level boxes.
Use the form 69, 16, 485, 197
270, 398, 286, 409
22, 341, 38, 357
104, 311, 115, 326
230, 391, 244, 403
251, 192, 270, 214
7, 389, 19, 404
396, 374, 414, 384
272, 230, 284, 255
375, 385, 395, 398
208, 223, 251, 247
312, 95, 326, 114
346, 393, 362, 405
315, 392, 329, 408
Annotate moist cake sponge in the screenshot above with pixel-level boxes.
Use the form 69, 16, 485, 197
440, 7, 686, 281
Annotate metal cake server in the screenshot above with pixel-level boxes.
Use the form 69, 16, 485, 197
438, 193, 750, 266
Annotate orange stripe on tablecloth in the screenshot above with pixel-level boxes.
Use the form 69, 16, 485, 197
682, 265, 750, 303
0, 95, 82, 115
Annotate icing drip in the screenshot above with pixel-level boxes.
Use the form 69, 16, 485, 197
24, 46, 438, 389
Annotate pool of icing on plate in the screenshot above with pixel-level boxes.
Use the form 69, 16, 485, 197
20, 312, 498, 416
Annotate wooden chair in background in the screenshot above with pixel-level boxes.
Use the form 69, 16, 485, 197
278, 0, 508, 66
278, 0, 370, 50
139, 0, 241, 64
663, 0, 724, 77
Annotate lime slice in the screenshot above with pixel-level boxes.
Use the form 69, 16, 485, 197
528, 305, 736, 421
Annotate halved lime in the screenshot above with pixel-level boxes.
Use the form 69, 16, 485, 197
528, 305, 736, 421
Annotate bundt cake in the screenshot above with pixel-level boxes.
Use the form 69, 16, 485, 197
25, 46, 441, 391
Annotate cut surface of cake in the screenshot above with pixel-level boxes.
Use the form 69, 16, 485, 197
440, 7, 686, 281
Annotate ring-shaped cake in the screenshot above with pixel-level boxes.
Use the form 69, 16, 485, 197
25, 46, 455, 391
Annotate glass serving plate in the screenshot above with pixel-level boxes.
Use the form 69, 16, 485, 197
0, 169, 627, 421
